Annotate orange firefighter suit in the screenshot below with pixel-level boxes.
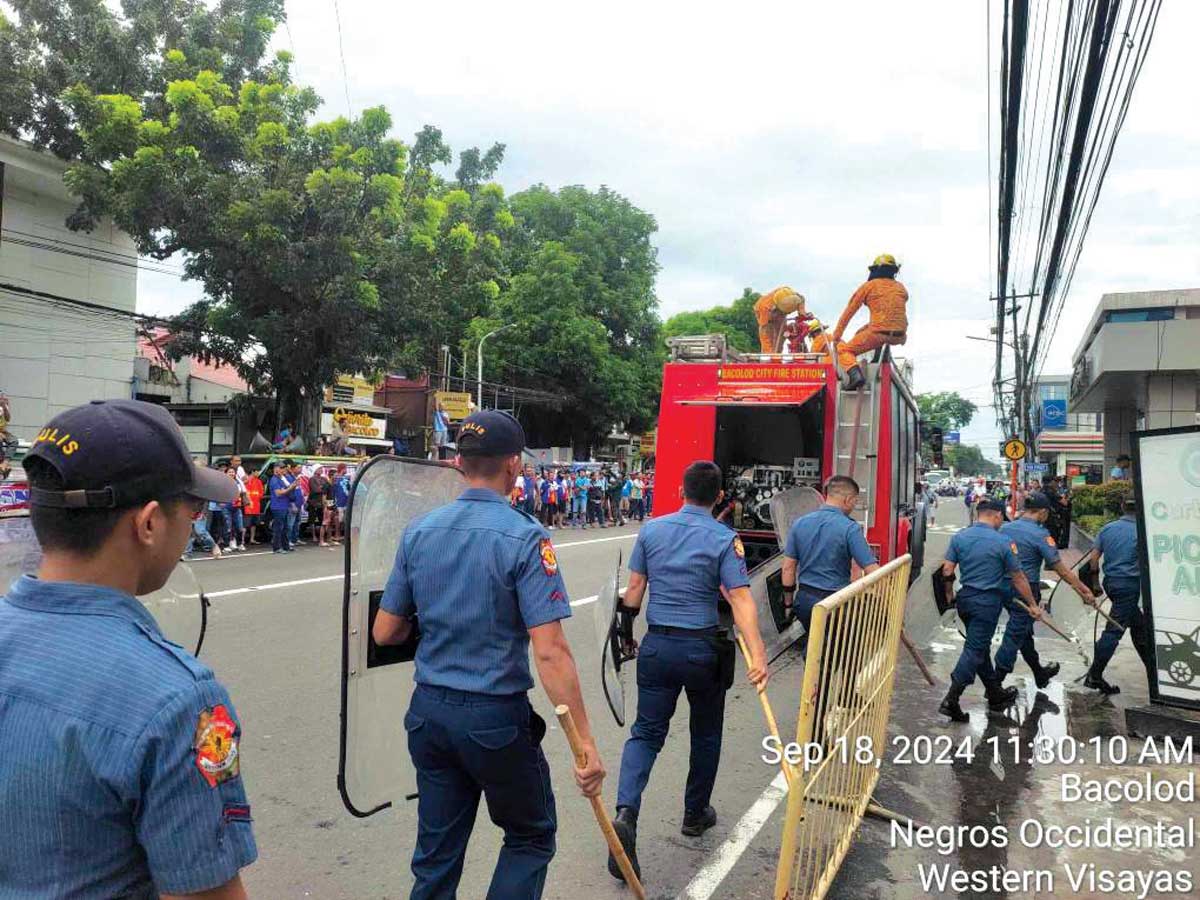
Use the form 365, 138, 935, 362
754, 286, 805, 353
831, 276, 909, 365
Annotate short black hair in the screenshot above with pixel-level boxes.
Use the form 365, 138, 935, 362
25, 456, 183, 557
825, 475, 860, 499
459, 454, 509, 479
682, 461, 722, 506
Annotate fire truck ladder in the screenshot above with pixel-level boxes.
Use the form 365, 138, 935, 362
834, 364, 880, 531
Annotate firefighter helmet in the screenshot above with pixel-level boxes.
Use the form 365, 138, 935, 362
871, 253, 899, 269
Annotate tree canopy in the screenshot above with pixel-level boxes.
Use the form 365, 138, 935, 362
661, 288, 760, 352
945, 444, 1002, 478
916, 391, 978, 431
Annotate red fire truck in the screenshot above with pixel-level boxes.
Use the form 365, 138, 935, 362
651, 333, 926, 580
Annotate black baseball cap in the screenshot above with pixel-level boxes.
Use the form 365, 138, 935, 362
976, 498, 1006, 513
456, 410, 526, 457
1023, 491, 1051, 510
25, 399, 235, 509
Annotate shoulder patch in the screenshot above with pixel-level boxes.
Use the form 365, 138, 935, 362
1046, 535, 1056, 547
539, 538, 559, 576
194, 704, 240, 787
1010, 542, 1019, 555
732, 536, 746, 559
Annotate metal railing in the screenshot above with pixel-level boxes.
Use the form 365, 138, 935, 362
774, 554, 912, 900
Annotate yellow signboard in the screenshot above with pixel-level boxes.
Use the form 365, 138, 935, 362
639, 431, 656, 456
327, 373, 377, 405
1002, 438, 1027, 461
435, 391, 473, 421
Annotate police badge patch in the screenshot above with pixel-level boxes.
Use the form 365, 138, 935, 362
540, 538, 559, 576
194, 704, 240, 787
732, 536, 746, 559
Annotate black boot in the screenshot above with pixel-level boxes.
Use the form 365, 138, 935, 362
681, 805, 718, 837
1085, 670, 1120, 695
984, 677, 1019, 710
608, 806, 641, 882
1034, 661, 1060, 689
939, 680, 969, 722
843, 365, 866, 391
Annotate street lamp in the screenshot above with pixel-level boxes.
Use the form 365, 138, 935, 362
477, 324, 516, 409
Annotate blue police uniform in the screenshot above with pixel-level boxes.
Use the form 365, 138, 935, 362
784, 505, 878, 640
616, 505, 749, 816
1091, 514, 1153, 676
0, 576, 257, 897
995, 517, 1060, 676
945, 523, 1022, 687
381, 486, 571, 900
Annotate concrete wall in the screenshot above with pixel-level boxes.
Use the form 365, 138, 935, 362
0, 138, 137, 438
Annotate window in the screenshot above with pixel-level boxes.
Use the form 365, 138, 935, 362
1105, 308, 1174, 324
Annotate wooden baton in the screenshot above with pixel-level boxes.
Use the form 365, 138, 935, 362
554, 705, 646, 900
899, 627, 937, 686
735, 632, 796, 789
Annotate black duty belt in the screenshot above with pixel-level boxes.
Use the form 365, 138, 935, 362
648, 624, 721, 637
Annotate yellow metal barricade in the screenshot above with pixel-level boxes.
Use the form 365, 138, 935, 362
774, 554, 911, 900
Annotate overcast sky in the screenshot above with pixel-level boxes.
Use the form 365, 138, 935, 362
137, 0, 1200, 458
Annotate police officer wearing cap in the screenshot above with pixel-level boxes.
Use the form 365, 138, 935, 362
372, 409, 604, 900
780, 475, 879, 642
939, 498, 1043, 722
0, 399, 257, 899
995, 491, 1095, 690
1081, 497, 1154, 694
607, 461, 769, 884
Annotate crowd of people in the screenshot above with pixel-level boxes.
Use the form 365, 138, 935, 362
510, 464, 653, 529
961, 475, 1073, 544
184, 455, 353, 558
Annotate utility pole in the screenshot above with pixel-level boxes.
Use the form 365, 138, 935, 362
477, 324, 516, 409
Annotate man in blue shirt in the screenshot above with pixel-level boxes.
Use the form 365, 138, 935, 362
996, 492, 1095, 690
332, 462, 351, 543
0, 399, 256, 898
781, 475, 879, 639
1081, 498, 1153, 694
267, 460, 295, 553
939, 499, 1042, 722
372, 410, 603, 900
609, 461, 768, 883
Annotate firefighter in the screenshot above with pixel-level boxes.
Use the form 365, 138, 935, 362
1081, 497, 1154, 694
831, 253, 910, 390
806, 315, 860, 375
372, 409, 604, 899
0, 400, 257, 897
995, 492, 1095, 690
938, 499, 1042, 722
753, 286, 806, 353
608, 461, 768, 883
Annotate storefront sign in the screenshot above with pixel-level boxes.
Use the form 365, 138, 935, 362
1134, 426, 1200, 709
639, 431, 656, 456
434, 391, 473, 421
322, 407, 387, 442
1042, 399, 1067, 429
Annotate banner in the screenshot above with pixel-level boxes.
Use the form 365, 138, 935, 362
1135, 426, 1200, 709
434, 391, 472, 421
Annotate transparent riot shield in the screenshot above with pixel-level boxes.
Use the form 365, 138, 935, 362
749, 554, 808, 663
0, 513, 207, 654
769, 485, 825, 549
338, 456, 466, 817
593, 551, 627, 726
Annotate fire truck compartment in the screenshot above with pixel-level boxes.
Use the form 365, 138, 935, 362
713, 396, 825, 534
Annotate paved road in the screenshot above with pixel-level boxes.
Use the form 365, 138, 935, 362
186, 498, 1175, 899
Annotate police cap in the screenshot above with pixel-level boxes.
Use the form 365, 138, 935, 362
25, 399, 234, 509
976, 498, 1006, 513
456, 410, 526, 457
1023, 491, 1051, 510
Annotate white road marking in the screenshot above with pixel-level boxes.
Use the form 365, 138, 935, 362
206, 574, 342, 599
570, 594, 597, 608
552, 533, 638, 549
677, 771, 790, 900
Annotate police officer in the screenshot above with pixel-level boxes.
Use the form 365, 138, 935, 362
780, 475, 879, 640
1081, 497, 1153, 694
939, 499, 1043, 722
608, 461, 768, 882
995, 492, 1095, 690
0, 399, 257, 898
372, 410, 604, 900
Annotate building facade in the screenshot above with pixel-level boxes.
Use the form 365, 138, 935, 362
0, 136, 138, 439
1070, 288, 1200, 475
1031, 374, 1104, 483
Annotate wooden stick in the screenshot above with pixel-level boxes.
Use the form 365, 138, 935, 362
736, 632, 796, 789
554, 705, 646, 899
899, 628, 937, 686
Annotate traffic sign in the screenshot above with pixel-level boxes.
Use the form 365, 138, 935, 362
1025, 461, 1048, 474
1002, 438, 1027, 461
944, 430, 960, 445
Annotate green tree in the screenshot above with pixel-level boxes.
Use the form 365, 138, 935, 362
62, 58, 507, 437
662, 288, 760, 351
944, 444, 1002, 478
915, 391, 978, 431
0, 0, 284, 160
470, 184, 663, 451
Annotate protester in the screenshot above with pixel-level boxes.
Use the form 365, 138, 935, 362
587, 474, 604, 527
244, 467, 264, 544
430, 400, 449, 460
333, 463, 351, 543
308, 466, 332, 546
573, 469, 590, 526
227, 468, 245, 551
288, 462, 305, 545
268, 461, 295, 553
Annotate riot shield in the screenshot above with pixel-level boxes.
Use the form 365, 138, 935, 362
0, 514, 207, 654
338, 456, 466, 817
769, 485, 825, 549
593, 551, 628, 726
749, 554, 808, 663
